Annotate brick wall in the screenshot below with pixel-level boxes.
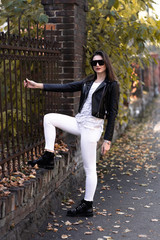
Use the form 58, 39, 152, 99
143, 53, 160, 96
42, 0, 88, 115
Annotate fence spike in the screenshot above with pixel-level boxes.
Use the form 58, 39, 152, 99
18, 17, 21, 38
37, 22, 38, 39
44, 25, 46, 40
7, 17, 10, 39
28, 20, 30, 38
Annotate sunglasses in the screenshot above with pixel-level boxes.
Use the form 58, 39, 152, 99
91, 60, 105, 66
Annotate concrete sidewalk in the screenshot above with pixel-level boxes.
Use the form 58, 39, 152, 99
31, 97, 160, 240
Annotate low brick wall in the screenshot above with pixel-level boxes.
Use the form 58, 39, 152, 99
0, 152, 84, 240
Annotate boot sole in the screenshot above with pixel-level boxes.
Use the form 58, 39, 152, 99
42, 165, 54, 170
28, 161, 54, 170
66, 212, 93, 217
28, 161, 36, 167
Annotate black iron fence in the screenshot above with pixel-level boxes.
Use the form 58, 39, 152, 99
0, 19, 61, 178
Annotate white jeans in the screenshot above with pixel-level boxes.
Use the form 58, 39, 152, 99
43, 113, 102, 201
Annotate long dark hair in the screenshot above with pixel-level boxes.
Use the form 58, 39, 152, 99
90, 50, 117, 82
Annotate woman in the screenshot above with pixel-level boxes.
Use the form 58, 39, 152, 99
24, 50, 119, 217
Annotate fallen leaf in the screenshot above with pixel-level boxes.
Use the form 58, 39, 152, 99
139, 183, 148, 187
78, 188, 85, 193
114, 225, 120, 228
84, 231, 93, 235
97, 226, 105, 231
146, 189, 154, 192
73, 220, 83, 225
132, 197, 142, 200
53, 228, 58, 232
50, 211, 55, 216
47, 223, 53, 231
151, 219, 159, 222
124, 228, 132, 233
61, 234, 69, 239
3, 190, 11, 196
65, 221, 72, 226
54, 223, 59, 227
67, 199, 75, 205
10, 222, 15, 230
103, 237, 113, 240
144, 205, 150, 208
29, 174, 36, 179
128, 207, 135, 211
116, 211, 125, 215
138, 234, 148, 238
66, 227, 73, 231
108, 213, 112, 216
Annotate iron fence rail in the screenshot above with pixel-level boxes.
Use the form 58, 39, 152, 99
0, 19, 61, 178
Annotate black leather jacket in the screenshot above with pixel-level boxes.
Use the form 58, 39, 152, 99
43, 76, 119, 141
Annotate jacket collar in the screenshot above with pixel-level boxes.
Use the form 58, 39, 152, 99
85, 76, 112, 92
94, 75, 111, 92
94, 80, 106, 93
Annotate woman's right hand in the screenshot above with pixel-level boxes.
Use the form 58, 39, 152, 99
24, 78, 43, 89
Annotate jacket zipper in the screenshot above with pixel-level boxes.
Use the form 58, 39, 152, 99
96, 83, 107, 118
79, 82, 92, 112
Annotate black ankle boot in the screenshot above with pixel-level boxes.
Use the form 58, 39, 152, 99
66, 199, 93, 217
28, 151, 54, 169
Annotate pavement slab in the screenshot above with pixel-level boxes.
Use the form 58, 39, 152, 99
31, 97, 160, 240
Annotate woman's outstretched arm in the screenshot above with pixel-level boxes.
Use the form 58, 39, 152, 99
24, 78, 44, 89
24, 78, 83, 92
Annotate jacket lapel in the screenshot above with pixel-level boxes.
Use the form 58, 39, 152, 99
94, 81, 107, 93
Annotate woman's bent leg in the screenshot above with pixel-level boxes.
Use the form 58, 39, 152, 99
44, 113, 80, 151
29, 113, 80, 169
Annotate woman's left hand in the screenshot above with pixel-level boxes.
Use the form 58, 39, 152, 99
101, 141, 111, 155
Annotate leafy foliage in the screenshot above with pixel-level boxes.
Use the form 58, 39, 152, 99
86, 0, 160, 124
0, 0, 48, 34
